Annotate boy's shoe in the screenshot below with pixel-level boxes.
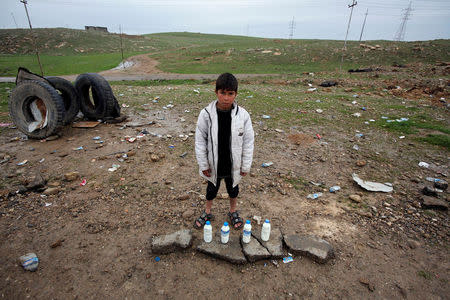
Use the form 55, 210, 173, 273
228, 211, 243, 230
193, 211, 215, 229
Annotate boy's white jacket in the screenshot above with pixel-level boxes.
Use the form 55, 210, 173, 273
195, 100, 254, 187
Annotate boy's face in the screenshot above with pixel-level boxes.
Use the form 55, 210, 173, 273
215, 89, 237, 110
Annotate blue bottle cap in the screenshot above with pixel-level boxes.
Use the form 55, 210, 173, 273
224, 222, 229, 226
155, 256, 161, 262
265, 219, 270, 223
205, 220, 211, 225
246, 220, 251, 224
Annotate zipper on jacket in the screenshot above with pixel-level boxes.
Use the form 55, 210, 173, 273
204, 108, 215, 180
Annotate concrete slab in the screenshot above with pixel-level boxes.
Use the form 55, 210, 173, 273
151, 229, 192, 254
196, 233, 247, 265
252, 227, 285, 259
241, 234, 271, 262
284, 234, 335, 264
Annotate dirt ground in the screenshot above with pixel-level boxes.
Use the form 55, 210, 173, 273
0, 57, 449, 299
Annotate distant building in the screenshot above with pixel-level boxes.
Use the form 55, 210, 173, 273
85, 26, 108, 33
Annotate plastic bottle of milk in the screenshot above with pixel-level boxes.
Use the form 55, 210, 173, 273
203, 220, 212, 243
242, 220, 252, 244
221, 222, 230, 244
261, 219, 271, 242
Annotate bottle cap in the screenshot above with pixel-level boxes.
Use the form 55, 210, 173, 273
223, 222, 229, 226
265, 219, 270, 223
205, 221, 211, 225
245, 220, 251, 224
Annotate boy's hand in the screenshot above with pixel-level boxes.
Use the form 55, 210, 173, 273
240, 171, 247, 176
202, 169, 211, 177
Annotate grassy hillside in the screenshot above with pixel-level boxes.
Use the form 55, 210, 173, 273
0, 28, 449, 76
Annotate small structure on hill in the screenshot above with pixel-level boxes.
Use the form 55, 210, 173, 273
85, 26, 108, 33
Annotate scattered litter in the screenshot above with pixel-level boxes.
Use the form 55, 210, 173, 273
352, 100, 358, 105
127, 137, 136, 143
306, 192, 323, 199
0, 123, 12, 127
93, 136, 101, 140
369, 119, 375, 122
275, 129, 284, 133
108, 164, 120, 172
361, 107, 366, 111
352, 113, 361, 117
253, 215, 262, 225
355, 133, 364, 138
283, 256, 294, 263
19, 253, 39, 272
315, 134, 322, 140
426, 177, 444, 183
418, 162, 430, 168
353, 94, 359, 98
353, 145, 360, 151
272, 260, 279, 267
352, 173, 393, 192
399, 136, 405, 139
155, 256, 161, 262
316, 109, 323, 113
246, 95, 253, 98
17, 160, 28, 166
381, 116, 388, 119
262, 115, 271, 119
309, 181, 324, 186
39, 158, 45, 163
315, 99, 321, 103
180, 152, 188, 158
329, 186, 341, 193
193, 89, 200, 94
168, 145, 175, 149
73, 146, 83, 151
261, 162, 273, 167
45, 202, 52, 207
307, 88, 317, 92
80, 179, 87, 186
121, 103, 129, 108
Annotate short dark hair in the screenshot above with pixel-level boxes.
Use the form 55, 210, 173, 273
215, 73, 238, 92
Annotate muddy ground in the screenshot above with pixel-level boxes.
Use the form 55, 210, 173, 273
0, 60, 449, 299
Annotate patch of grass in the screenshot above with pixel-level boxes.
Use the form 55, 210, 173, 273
417, 134, 450, 150
111, 79, 207, 86
417, 270, 433, 280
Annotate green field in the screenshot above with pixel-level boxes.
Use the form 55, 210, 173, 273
0, 28, 449, 76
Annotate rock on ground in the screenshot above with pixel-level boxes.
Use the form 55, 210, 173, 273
421, 196, 448, 211
151, 229, 192, 254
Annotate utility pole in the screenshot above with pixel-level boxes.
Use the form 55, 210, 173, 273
11, 12, 18, 28
394, 2, 412, 41
288, 16, 295, 39
359, 8, 368, 42
20, 0, 44, 76
340, 0, 358, 71
119, 24, 124, 62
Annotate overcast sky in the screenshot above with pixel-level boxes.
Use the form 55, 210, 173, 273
2, 0, 449, 41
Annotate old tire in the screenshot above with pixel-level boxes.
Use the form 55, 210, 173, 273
75, 73, 120, 120
9, 80, 65, 139
45, 76, 80, 124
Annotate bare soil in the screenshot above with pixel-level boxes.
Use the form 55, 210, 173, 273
0, 59, 449, 299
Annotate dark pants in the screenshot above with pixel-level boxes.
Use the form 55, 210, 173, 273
206, 177, 239, 200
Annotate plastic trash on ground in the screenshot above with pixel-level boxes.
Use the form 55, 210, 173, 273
352, 173, 393, 193
307, 192, 323, 199
283, 256, 294, 263
261, 162, 273, 167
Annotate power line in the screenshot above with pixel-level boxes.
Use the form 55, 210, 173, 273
340, 0, 357, 71
11, 13, 18, 28
359, 8, 368, 42
288, 16, 295, 39
20, 0, 44, 76
394, 1, 413, 41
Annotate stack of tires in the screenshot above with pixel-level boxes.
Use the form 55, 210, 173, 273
9, 68, 120, 139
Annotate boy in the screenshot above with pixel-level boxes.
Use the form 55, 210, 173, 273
194, 73, 254, 230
